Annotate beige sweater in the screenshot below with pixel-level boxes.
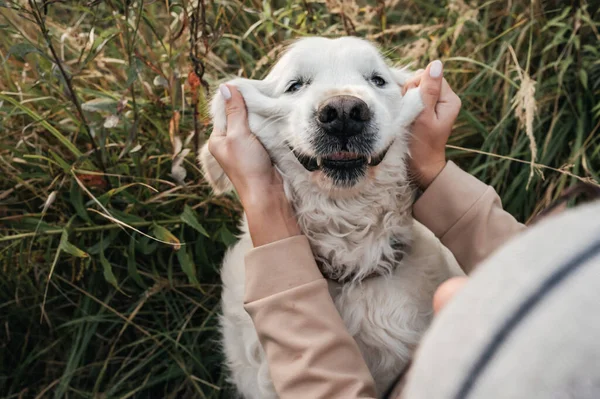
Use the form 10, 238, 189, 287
243, 161, 525, 398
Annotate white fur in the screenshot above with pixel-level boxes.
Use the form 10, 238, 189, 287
200, 37, 462, 398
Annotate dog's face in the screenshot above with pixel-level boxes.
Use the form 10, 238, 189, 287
200, 36, 424, 195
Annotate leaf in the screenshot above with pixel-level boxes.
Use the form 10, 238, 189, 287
126, 58, 142, 87
152, 225, 181, 250
59, 231, 89, 258
7, 43, 45, 61
106, 209, 145, 224
128, 237, 146, 289
100, 249, 119, 290
87, 229, 118, 255
218, 225, 237, 246
0, 94, 83, 159
135, 235, 159, 255
180, 205, 209, 237
177, 248, 199, 287
81, 98, 118, 113
579, 69, 588, 90
49, 150, 71, 172
10, 217, 57, 232
70, 181, 92, 223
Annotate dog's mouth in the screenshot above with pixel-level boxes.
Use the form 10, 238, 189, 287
292, 144, 391, 172
290, 143, 392, 186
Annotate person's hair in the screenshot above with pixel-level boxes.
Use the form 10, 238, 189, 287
531, 182, 600, 224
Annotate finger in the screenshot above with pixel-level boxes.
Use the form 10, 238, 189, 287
419, 60, 444, 112
432, 276, 468, 315
436, 78, 462, 122
211, 127, 225, 138
401, 74, 423, 95
220, 84, 250, 136
207, 134, 226, 159
402, 79, 420, 95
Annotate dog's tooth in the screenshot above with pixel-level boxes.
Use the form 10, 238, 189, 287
367, 155, 372, 165
317, 156, 322, 167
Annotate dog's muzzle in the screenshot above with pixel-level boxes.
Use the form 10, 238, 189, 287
291, 144, 392, 172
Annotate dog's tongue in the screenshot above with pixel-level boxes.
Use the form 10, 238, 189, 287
326, 152, 362, 161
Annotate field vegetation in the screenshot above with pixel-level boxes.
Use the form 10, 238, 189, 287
1, 0, 598, 397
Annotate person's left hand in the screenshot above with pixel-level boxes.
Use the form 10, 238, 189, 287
401, 61, 462, 189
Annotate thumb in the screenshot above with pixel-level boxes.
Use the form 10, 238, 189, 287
419, 60, 444, 112
220, 84, 249, 135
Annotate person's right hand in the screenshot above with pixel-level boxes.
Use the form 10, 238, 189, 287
402, 60, 462, 189
208, 84, 283, 208
208, 84, 300, 247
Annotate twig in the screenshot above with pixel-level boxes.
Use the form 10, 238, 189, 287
27, 0, 108, 174
446, 144, 599, 187
189, 0, 211, 151
0, 219, 181, 242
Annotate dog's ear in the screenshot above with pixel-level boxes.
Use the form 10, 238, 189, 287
390, 66, 414, 87
198, 142, 233, 195
389, 66, 425, 127
199, 78, 279, 195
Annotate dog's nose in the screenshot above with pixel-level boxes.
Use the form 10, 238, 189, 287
317, 96, 371, 138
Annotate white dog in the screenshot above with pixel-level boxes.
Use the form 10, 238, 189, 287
199, 36, 460, 398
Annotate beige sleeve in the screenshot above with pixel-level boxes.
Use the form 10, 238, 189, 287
413, 161, 526, 273
244, 235, 378, 399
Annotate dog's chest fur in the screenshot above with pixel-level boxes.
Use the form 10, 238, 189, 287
287, 178, 415, 283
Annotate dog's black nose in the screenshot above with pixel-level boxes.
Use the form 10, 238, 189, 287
317, 96, 371, 138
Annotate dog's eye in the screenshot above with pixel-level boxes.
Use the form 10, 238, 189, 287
286, 81, 304, 94
370, 75, 387, 87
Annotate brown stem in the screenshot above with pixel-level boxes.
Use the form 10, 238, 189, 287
28, 0, 108, 174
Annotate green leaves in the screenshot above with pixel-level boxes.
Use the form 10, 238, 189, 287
218, 225, 238, 246
81, 98, 119, 113
127, 237, 146, 289
70, 182, 92, 223
7, 43, 46, 61
59, 231, 89, 259
100, 249, 119, 290
180, 205, 209, 237
152, 224, 181, 250
0, 94, 83, 159
176, 248, 199, 287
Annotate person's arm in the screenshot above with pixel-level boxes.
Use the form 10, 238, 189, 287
413, 161, 525, 273
243, 232, 377, 399
209, 84, 377, 399
404, 62, 525, 273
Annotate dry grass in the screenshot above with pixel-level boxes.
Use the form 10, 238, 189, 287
0, 0, 598, 397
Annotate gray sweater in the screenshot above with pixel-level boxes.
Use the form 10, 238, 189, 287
403, 200, 600, 399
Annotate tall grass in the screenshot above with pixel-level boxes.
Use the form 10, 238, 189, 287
1, 0, 598, 397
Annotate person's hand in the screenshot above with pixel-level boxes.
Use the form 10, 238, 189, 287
208, 84, 282, 208
432, 276, 468, 314
402, 60, 462, 189
208, 84, 300, 246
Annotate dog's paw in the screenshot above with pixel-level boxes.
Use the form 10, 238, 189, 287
399, 87, 425, 126
198, 142, 234, 195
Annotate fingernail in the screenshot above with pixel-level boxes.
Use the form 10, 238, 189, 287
429, 60, 443, 78
219, 84, 231, 101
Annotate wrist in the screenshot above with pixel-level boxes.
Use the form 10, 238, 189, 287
413, 160, 447, 190
242, 187, 301, 247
